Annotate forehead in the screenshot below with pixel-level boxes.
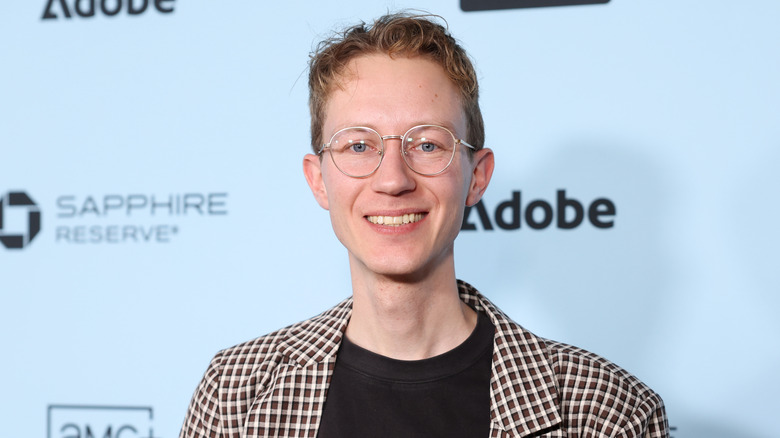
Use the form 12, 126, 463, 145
322, 54, 466, 135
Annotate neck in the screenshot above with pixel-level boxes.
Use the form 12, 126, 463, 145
345, 255, 477, 360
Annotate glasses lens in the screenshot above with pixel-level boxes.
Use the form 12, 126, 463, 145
329, 128, 383, 177
403, 126, 457, 175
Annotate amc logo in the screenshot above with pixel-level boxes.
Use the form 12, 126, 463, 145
461, 0, 609, 11
47, 405, 157, 438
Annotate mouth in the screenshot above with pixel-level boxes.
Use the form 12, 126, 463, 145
365, 213, 426, 227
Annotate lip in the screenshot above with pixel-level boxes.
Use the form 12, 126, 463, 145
363, 210, 428, 233
364, 208, 428, 217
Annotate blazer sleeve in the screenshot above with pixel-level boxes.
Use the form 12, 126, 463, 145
621, 391, 669, 438
642, 397, 669, 438
179, 353, 224, 438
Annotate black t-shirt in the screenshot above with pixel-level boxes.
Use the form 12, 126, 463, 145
317, 311, 495, 438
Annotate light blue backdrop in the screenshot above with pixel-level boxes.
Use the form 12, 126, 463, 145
1, 1, 778, 437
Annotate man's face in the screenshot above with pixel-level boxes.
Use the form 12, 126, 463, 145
303, 54, 493, 280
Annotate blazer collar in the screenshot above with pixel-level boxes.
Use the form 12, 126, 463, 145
276, 281, 563, 437
277, 296, 353, 367
458, 280, 563, 437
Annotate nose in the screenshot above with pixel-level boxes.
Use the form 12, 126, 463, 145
370, 138, 416, 195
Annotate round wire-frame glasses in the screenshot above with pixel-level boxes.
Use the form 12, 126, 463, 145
317, 124, 476, 178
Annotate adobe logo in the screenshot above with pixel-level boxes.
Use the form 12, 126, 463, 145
42, 0, 175, 20
462, 189, 615, 231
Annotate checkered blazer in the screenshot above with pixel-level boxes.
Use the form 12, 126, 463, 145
180, 280, 668, 438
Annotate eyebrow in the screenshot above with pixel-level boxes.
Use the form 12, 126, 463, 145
329, 121, 460, 136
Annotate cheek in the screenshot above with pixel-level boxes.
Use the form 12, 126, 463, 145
457, 160, 476, 203
322, 173, 359, 216
434, 177, 471, 222
321, 165, 341, 205
452, 163, 473, 203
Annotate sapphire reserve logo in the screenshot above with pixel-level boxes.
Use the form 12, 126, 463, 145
1, 189, 228, 249
0, 191, 41, 249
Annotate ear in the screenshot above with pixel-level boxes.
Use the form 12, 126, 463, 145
466, 148, 495, 207
303, 154, 330, 210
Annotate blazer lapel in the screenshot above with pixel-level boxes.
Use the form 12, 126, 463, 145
459, 281, 565, 438
244, 298, 352, 438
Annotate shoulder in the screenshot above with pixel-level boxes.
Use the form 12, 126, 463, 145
205, 296, 352, 390
542, 338, 662, 406
457, 280, 667, 436
180, 298, 352, 438
460, 280, 661, 403
541, 339, 667, 436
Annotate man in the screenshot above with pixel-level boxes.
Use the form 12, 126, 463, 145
180, 13, 668, 438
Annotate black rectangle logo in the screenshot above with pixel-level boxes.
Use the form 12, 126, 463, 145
461, 0, 610, 11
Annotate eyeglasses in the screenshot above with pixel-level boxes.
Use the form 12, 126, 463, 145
318, 124, 476, 178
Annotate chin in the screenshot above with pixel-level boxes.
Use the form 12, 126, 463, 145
368, 261, 422, 277
359, 253, 438, 281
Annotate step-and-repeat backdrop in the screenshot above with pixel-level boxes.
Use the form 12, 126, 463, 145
2, 1, 778, 437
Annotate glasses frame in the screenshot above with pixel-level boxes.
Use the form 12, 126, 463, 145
317, 124, 476, 178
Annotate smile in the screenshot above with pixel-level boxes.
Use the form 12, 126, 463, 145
365, 213, 425, 226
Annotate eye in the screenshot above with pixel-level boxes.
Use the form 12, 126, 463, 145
408, 139, 442, 154
419, 142, 437, 152
351, 142, 368, 153
342, 139, 381, 154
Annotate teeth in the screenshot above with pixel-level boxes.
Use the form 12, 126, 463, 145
366, 213, 425, 226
